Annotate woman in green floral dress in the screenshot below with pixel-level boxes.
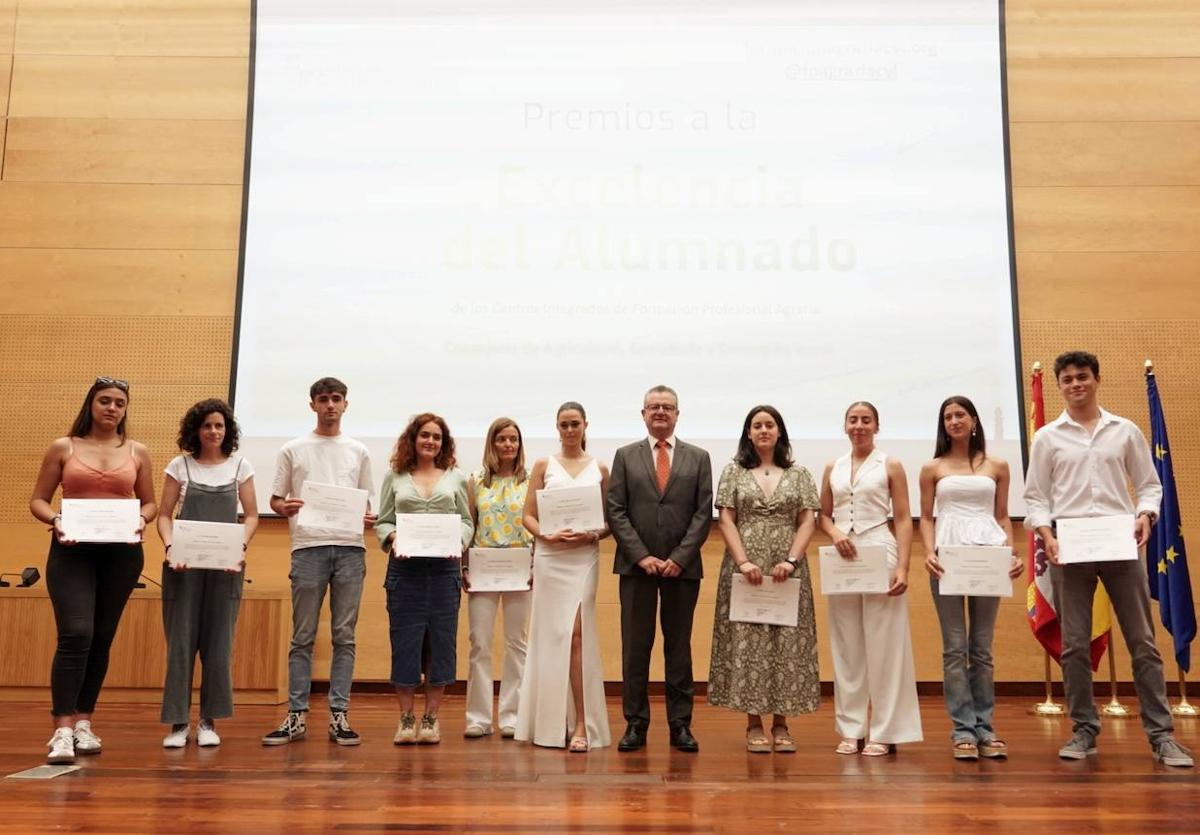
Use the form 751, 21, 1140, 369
708, 405, 821, 753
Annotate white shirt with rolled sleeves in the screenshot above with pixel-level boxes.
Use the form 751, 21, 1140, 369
271, 432, 374, 551
1022, 408, 1162, 532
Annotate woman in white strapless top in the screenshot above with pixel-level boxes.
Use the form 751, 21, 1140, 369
918, 395, 1022, 761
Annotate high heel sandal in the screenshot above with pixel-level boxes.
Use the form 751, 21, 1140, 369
835, 738, 861, 755
771, 726, 796, 754
746, 728, 772, 753
568, 734, 589, 753
953, 740, 979, 760
979, 738, 1008, 759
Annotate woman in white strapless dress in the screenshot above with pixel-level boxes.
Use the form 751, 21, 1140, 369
515, 402, 612, 752
918, 395, 1023, 760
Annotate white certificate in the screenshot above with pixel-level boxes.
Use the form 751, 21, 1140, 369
296, 481, 369, 535
171, 519, 245, 570
536, 484, 604, 534
393, 513, 462, 558
1057, 514, 1138, 564
60, 498, 141, 543
938, 546, 1013, 597
729, 575, 800, 627
467, 547, 533, 592
818, 545, 890, 594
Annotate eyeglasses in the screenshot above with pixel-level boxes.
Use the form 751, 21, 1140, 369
644, 404, 678, 412
94, 376, 130, 391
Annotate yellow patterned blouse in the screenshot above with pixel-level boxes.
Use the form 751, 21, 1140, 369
471, 472, 532, 548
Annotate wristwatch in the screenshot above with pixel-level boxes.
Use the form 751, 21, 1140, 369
785, 557, 800, 572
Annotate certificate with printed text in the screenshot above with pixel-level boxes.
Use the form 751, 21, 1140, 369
172, 520, 245, 570
393, 513, 462, 558
297, 481, 369, 535
536, 484, 604, 534
818, 545, 889, 594
729, 575, 800, 627
938, 546, 1013, 597
1057, 515, 1137, 564
60, 499, 141, 543
467, 547, 533, 592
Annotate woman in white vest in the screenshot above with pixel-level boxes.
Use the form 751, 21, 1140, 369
818, 401, 922, 756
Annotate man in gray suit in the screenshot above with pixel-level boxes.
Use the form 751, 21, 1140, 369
607, 385, 713, 752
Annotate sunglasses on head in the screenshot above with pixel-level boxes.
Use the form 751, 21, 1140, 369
94, 376, 130, 391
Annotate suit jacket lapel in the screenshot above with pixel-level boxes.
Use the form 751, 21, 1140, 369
662, 440, 688, 496
637, 440, 662, 497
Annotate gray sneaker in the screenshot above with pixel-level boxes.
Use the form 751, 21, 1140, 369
1057, 732, 1097, 760
1152, 739, 1194, 767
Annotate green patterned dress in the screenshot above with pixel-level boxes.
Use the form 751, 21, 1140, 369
707, 462, 821, 716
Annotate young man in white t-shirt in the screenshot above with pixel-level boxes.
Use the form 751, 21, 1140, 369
262, 377, 376, 746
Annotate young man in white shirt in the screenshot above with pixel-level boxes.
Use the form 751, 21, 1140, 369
262, 377, 376, 746
1024, 351, 1192, 767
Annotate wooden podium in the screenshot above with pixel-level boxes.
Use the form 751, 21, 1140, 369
0, 586, 290, 705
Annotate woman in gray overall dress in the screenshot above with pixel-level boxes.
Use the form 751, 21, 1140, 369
156, 399, 259, 747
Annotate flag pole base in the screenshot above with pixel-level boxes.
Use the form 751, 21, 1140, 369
1100, 698, 1138, 718
1028, 699, 1065, 716
1171, 700, 1198, 717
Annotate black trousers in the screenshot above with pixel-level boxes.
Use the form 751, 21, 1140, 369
46, 538, 144, 716
619, 573, 701, 728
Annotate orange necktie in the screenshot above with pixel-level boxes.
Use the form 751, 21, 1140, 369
655, 439, 670, 492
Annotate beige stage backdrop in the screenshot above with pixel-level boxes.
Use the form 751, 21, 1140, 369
1, 1, 1199, 689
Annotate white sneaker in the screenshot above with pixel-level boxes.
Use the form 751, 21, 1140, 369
463, 724, 487, 739
47, 727, 75, 764
163, 724, 189, 749
73, 720, 102, 755
197, 720, 221, 747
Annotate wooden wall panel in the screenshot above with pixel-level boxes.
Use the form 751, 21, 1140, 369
1017, 253, 1200, 319
1010, 122, 1200, 187
1007, 58, 1200, 122
0, 1, 14, 52
8, 55, 248, 119
14, 0, 249, 57
1006, 0, 1200, 59
0, 54, 11, 116
0, 249, 240, 315
4, 118, 246, 184
0, 181, 242, 248
1012, 186, 1200, 252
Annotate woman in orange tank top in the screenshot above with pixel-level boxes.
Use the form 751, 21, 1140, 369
29, 377, 157, 765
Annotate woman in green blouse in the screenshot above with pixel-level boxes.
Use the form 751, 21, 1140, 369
376, 413, 474, 746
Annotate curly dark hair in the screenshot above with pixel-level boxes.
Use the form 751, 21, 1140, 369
1053, 350, 1099, 380
176, 398, 240, 456
391, 412, 456, 472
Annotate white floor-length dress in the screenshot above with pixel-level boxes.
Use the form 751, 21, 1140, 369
514, 456, 611, 748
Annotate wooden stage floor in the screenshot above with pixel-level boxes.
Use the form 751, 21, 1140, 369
2, 695, 1197, 833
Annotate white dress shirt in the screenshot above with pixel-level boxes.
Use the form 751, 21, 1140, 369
1023, 408, 1162, 532
646, 435, 676, 467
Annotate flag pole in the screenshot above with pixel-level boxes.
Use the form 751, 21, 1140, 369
1024, 361, 1066, 717
1173, 666, 1198, 717
1029, 649, 1065, 715
1100, 607, 1138, 717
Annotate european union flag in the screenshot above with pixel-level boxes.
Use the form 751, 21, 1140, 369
1147, 371, 1197, 672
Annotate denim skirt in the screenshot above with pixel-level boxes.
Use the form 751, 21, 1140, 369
384, 558, 462, 687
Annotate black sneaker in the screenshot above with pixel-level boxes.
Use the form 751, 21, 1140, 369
262, 711, 307, 746
329, 710, 361, 746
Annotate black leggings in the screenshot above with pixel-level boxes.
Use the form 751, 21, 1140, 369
46, 538, 144, 716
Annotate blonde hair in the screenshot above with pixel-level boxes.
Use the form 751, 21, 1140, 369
480, 417, 527, 488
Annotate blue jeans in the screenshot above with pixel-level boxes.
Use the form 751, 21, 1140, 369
288, 546, 365, 712
930, 576, 999, 742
